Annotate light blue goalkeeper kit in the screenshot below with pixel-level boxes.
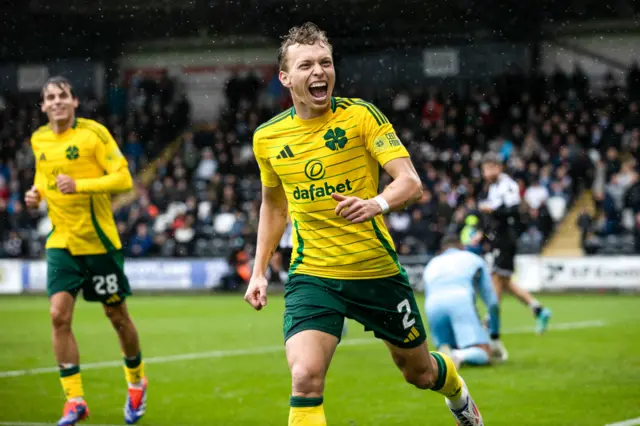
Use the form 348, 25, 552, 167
422, 248, 500, 349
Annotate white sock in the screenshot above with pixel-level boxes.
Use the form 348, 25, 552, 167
446, 382, 469, 410
70, 396, 84, 403
128, 381, 143, 389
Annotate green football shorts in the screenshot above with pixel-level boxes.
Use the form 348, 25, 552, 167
46, 248, 132, 305
283, 272, 426, 348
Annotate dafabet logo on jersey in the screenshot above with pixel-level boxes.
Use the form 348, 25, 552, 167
293, 159, 353, 201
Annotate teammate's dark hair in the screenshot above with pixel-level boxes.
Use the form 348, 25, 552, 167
41, 76, 75, 101
278, 22, 332, 71
440, 234, 463, 251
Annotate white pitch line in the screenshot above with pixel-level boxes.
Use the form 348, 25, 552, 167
605, 417, 640, 426
0, 319, 607, 379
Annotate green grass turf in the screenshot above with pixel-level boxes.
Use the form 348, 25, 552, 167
0, 293, 639, 425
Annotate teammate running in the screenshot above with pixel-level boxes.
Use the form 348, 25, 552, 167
244, 23, 484, 425
25, 77, 147, 425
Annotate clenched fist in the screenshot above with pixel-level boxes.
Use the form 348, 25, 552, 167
56, 174, 77, 194
333, 193, 382, 223
244, 275, 268, 311
24, 186, 41, 208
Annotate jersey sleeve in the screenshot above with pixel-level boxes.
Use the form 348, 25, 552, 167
253, 132, 281, 188
359, 102, 410, 167
75, 124, 133, 194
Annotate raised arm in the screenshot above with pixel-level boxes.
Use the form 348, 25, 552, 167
378, 157, 423, 212
74, 131, 133, 194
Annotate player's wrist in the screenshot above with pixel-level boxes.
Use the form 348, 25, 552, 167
373, 195, 389, 214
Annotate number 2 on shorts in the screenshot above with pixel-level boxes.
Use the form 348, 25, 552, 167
397, 299, 416, 329
93, 274, 118, 295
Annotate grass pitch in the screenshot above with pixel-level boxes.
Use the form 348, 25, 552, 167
0, 293, 639, 425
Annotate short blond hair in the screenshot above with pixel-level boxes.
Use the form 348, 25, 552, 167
278, 22, 332, 71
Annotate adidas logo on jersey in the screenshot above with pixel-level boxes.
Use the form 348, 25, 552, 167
276, 145, 295, 159
39, 153, 46, 161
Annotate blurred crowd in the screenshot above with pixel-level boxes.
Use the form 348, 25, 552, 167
1, 64, 640, 259
0, 72, 190, 257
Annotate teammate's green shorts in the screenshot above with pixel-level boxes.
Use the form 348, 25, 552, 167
46, 248, 132, 305
283, 272, 426, 349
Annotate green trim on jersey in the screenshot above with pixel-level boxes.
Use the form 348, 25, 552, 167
353, 101, 389, 126
289, 220, 305, 274
46, 225, 56, 242
371, 218, 402, 272
90, 196, 116, 252
76, 119, 110, 145
255, 108, 293, 133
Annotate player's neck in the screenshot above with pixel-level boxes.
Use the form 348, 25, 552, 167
50, 117, 75, 134
292, 98, 330, 121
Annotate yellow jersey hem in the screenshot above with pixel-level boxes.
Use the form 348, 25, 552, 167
44, 243, 119, 256
289, 269, 402, 280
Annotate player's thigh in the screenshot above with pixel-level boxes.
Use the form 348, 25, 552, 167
46, 248, 87, 300
284, 274, 347, 345
82, 250, 132, 306
450, 303, 490, 349
345, 273, 427, 349
424, 299, 455, 349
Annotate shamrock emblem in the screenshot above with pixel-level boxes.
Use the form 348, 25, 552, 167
66, 145, 79, 160
324, 127, 348, 151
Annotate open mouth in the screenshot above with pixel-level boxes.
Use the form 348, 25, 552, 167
308, 82, 328, 101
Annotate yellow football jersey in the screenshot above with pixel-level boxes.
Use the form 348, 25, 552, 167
253, 97, 411, 279
31, 118, 132, 255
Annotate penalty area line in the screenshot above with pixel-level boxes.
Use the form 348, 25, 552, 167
0, 319, 607, 379
605, 417, 640, 426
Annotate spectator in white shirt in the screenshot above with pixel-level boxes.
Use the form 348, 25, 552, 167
524, 180, 550, 210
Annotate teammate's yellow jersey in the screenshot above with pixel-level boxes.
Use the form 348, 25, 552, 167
253, 97, 411, 279
30, 118, 133, 256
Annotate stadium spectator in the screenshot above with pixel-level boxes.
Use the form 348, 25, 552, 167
4, 66, 640, 257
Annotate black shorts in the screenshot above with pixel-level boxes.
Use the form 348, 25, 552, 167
492, 239, 517, 277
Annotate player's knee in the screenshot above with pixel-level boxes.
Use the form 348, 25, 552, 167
290, 362, 325, 396
403, 366, 437, 390
50, 305, 72, 330
104, 305, 129, 330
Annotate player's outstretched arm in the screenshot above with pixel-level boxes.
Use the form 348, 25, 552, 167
244, 184, 288, 311
73, 132, 133, 195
